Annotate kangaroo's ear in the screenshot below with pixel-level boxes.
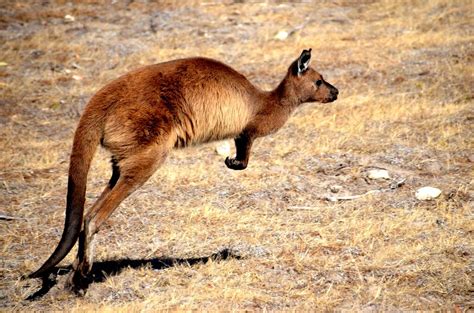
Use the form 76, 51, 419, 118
295, 48, 312, 75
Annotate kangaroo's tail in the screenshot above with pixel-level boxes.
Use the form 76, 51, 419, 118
28, 110, 103, 278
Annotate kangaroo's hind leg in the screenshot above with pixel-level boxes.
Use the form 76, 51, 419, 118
66, 158, 121, 291
67, 144, 169, 293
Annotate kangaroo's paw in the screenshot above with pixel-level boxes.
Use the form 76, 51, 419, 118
225, 157, 247, 170
65, 263, 91, 296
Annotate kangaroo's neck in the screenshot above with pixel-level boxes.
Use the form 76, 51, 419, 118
260, 74, 300, 111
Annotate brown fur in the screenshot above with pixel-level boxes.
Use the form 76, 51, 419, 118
28, 49, 338, 292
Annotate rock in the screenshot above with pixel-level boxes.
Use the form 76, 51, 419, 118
367, 169, 390, 180
329, 185, 343, 193
215, 141, 231, 157
64, 14, 75, 22
274, 30, 289, 41
415, 187, 441, 200
389, 178, 406, 189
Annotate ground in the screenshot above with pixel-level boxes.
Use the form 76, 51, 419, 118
0, 0, 473, 311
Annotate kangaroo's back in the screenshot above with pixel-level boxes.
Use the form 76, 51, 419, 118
100, 58, 259, 153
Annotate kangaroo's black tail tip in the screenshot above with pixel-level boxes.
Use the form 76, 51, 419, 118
24, 270, 43, 280
24, 269, 59, 281
25, 267, 55, 280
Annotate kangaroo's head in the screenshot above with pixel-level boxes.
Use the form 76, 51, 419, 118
288, 48, 338, 104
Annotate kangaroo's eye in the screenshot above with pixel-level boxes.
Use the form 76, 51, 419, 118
315, 80, 322, 86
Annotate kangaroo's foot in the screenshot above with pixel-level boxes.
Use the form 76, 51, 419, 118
225, 157, 247, 170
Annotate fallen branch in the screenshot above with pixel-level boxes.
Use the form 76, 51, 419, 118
288, 178, 406, 209
323, 189, 382, 202
323, 178, 406, 202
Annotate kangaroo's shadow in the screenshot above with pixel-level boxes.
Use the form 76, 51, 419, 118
26, 248, 241, 301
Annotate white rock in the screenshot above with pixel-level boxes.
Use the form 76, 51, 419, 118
367, 169, 390, 180
415, 187, 441, 200
274, 30, 289, 41
215, 141, 231, 157
64, 14, 75, 22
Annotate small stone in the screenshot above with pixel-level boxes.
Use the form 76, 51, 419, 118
415, 186, 442, 200
330, 185, 343, 193
64, 14, 75, 22
215, 141, 231, 157
367, 169, 390, 180
274, 30, 289, 41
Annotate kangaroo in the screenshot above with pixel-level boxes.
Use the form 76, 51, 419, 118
27, 49, 338, 291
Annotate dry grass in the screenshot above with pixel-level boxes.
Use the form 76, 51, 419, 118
1, 0, 473, 311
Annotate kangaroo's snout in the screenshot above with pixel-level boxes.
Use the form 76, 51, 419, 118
329, 86, 339, 102
320, 82, 338, 103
